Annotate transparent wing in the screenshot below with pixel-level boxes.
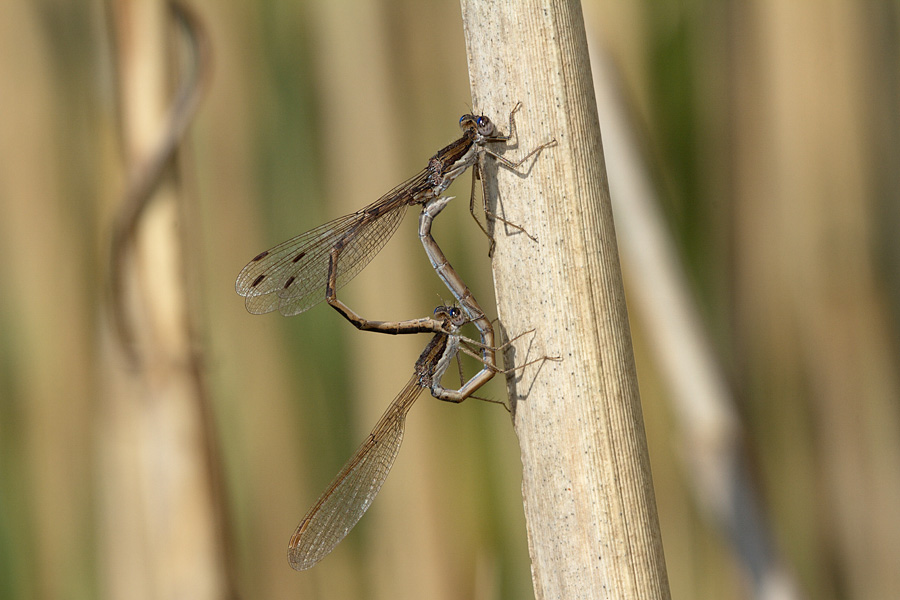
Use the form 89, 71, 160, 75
287, 375, 424, 570
235, 169, 431, 316
235, 201, 407, 316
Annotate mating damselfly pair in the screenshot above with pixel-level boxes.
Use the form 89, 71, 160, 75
236, 104, 555, 570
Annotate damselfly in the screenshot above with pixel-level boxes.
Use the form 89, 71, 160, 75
287, 305, 468, 570
235, 104, 554, 335
286, 305, 556, 570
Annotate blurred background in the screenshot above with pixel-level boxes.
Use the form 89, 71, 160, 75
1, 1, 899, 599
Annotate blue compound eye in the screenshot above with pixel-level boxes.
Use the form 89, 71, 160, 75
477, 116, 487, 127
459, 115, 466, 126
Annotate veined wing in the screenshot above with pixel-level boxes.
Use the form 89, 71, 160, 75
287, 374, 424, 570
236, 169, 431, 316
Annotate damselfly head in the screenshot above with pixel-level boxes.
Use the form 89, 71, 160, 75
433, 305, 466, 328
433, 305, 456, 318
458, 114, 477, 132
462, 112, 496, 135
475, 115, 494, 136
459, 113, 495, 138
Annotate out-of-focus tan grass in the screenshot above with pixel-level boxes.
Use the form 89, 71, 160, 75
1, 1, 898, 599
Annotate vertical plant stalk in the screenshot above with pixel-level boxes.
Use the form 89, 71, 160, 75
460, 1, 671, 598
589, 47, 803, 600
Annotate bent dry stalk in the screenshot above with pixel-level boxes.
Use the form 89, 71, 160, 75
235, 104, 555, 338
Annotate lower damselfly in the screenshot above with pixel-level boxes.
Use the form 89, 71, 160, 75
287, 305, 468, 570
287, 305, 556, 570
